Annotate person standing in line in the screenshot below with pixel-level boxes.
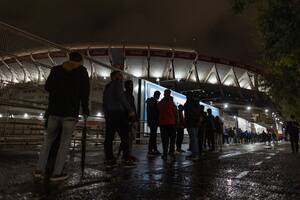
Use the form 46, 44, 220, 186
176, 105, 185, 153
184, 92, 201, 160
215, 116, 223, 152
146, 91, 161, 157
198, 105, 206, 154
206, 109, 216, 151
228, 127, 234, 144
158, 89, 177, 161
118, 80, 138, 162
103, 70, 135, 167
286, 115, 299, 154
35, 52, 90, 181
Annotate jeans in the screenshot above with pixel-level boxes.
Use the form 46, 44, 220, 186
148, 126, 158, 152
215, 133, 223, 151
198, 128, 204, 153
176, 128, 184, 150
37, 115, 76, 176
160, 125, 176, 156
187, 128, 199, 156
104, 111, 129, 160
290, 135, 299, 153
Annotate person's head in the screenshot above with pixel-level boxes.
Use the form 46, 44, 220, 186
124, 80, 133, 92
110, 70, 123, 81
186, 91, 193, 101
153, 91, 161, 100
178, 104, 184, 111
200, 105, 205, 112
69, 52, 83, 64
164, 89, 171, 97
207, 108, 212, 115
215, 116, 219, 120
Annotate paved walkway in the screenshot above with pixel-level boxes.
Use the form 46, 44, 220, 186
1, 142, 300, 199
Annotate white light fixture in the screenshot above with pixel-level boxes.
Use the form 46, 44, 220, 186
103, 76, 107, 80
0, 114, 2, 118
265, 109, 269, 113
156, 78, 160, 82
39, 113, 43, 116
224, 103, 228, 109
280, 121, 283, 124
247, 106, 251, 110
234, 116, 237, 119
96, 112, 102, 117
24, 113, 28, 118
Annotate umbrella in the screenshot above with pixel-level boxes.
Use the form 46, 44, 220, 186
81, 117, 87, 176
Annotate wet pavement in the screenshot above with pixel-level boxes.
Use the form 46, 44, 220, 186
1, 142, 300, 200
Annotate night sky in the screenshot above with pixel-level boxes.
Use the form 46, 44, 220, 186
0, 0, 261, 65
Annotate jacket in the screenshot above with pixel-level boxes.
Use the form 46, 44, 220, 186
103, 80, 132, 113
184, 100, 200, 128
146, 97, 159, 127
158, 97, 177, 126
45, 63, 90, 118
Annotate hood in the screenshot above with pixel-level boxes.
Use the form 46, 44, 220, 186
62, 61, 81, 71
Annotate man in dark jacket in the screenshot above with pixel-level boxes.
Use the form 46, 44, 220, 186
198, 105, 206, 154
146, 91, 161, 156
35, 52, 90, 181
103, 70, 135, 167
286, 115, 299, 154
176, 105, 185, 153
206, 109, 216, 151
184, 92, 201, 160
123, 80, 138, 161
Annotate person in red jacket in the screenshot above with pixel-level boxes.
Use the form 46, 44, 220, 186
158, 89, 177, 160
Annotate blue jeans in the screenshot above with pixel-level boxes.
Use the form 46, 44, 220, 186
187, 128, 199, 155
37, 115, 76, 176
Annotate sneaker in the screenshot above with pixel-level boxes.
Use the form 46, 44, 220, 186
122, 160, 136, 168
147, 152, 156, 157
50, 174, 69, 182
104, 159, 118, 167
161, 155, 168, 161
178, 149, 186, 153
33, 170, 43, 179
128, 155, 138, 162
174, 150, 180, 155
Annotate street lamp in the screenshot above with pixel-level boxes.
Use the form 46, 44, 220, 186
247, 106, 251, 111
224, 103, 228, 109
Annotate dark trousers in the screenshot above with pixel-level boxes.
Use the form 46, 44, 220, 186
148, 126, 158, 152
160, 125, 176, 156
207, 130, 215, 150
198, 129, 204, 153
290, 135, 299, 153
176, 128, 184, 150
104, 111, 129, 160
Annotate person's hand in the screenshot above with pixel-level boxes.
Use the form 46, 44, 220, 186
129, 112, 135, 118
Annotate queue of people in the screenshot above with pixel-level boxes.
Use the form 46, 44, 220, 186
33, 53, 298, 182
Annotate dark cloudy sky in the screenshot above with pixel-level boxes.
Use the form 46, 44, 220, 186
0, 0, 262, 65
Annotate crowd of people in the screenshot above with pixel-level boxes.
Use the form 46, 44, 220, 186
33, 52, 299, 182
223, 128, 279, 145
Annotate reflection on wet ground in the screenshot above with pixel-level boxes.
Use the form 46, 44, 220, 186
1, 142, 300, 199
